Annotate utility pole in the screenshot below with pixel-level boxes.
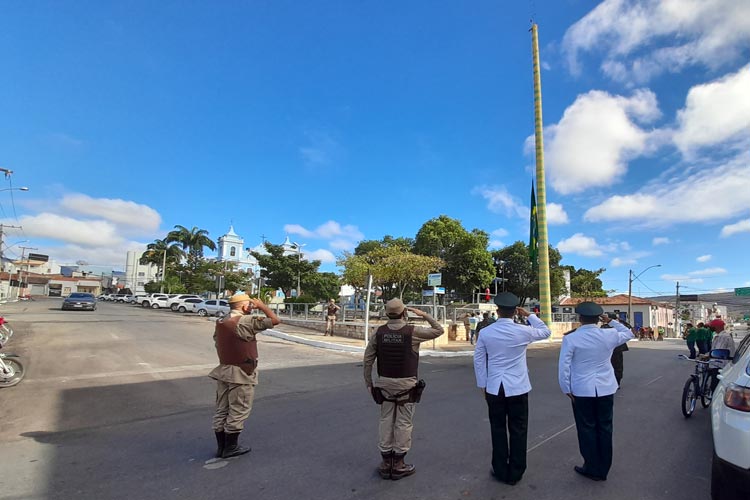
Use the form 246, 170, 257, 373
17, 245, 37, 299
0, 224, 22, 300
675, 281, 681, 339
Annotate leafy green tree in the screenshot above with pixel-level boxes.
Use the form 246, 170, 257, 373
354, 236, 413, 255
491, 242, 566, 305
566, 267, 607, 298
166, 225, 217, 266
140, 238, 185, 285
413, 215, 494, 297
299, 272, 340, 302
250, 243, 322, 298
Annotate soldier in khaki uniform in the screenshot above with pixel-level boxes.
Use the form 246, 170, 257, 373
325, 298, 340, 336
209, 294, 280, 458
363, 299, 444, 480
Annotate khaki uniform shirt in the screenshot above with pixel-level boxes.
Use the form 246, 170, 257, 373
208, 310, 274, 385
363, 315, 444, 392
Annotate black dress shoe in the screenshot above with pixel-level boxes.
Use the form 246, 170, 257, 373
574, 466, 604, 481
490, 470, 517, 485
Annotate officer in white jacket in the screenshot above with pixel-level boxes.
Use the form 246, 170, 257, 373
558, 301, 633, 481
474, 292, 551, 485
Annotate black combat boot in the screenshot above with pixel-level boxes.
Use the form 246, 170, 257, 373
222, 432, 251, 458
391, 453, 416, 480
214, 431, 226, 458
378, 451, 393, 479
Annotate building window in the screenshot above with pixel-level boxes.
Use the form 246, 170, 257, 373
137, 282, 144, 286
138, 272, 145, 277
230, 246, 236, 257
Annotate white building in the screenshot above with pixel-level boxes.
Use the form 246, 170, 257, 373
124, 250, 159, 294
216, 226, 260, 272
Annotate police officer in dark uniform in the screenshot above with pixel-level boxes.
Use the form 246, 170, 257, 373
363, 299, 444, 480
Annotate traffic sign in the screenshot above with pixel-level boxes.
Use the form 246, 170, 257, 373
427, 273, 442, 286
735, 287, 750, 296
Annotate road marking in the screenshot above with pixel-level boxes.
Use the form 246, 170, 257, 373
527, 423, 576, 453
110, 333, 119, 340
25, 363, 217, 384
203, 458, 228, 470
645, 376, 663, 386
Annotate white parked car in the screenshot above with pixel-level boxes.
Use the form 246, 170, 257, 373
711, 332, 750, 499
114, 294, 134, 303
168, 294, 201, 311
173, 297, 205, 313
177, 299, 229, 317
140, 293, 169, 308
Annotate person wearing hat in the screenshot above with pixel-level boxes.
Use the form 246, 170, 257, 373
324, 298, 340, 336
602, 313, 629, 388
363, 298, 444, 480
558, 302, 633, 481
473, 292, 551, 485
209, 293, 280, 459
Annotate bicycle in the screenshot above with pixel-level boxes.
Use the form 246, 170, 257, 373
678, 354, 714, 417
0, 317, 24, 388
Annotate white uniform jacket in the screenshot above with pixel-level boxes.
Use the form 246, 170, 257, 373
474, 315, 551, 397
558, 320, 633, 397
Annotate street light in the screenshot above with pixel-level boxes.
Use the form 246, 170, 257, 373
0, 187, 29, 192
628, 264, 661, 325
492, 258, 506, 295
291, 241, 306, 298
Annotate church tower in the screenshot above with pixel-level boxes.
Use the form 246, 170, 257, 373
217, 226, 244, 264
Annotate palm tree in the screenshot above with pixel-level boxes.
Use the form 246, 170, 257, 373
165, 225, 217, 265
140, 239, 185, 289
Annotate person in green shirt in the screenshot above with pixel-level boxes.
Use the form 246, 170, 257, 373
696, 322, 710, 355
685, 322, 697, 359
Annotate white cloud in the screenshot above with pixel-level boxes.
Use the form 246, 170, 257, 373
284, 220, 363, 242
475, 185, 527, 218
546, 203, 570, 225
584, 153, 750, 225
491, 228, 509, 237
721, 219, 750, 238
329, 239, 355, 251
674, 65, 750, 155
696, 254, 712, 262
35, 241, 147, 267
689, 267, 727, 276
557, 233, 604, 257
60, 194, 161, 231
611, 257, 636, 267
7, 213, 123, 247
303, 249, 336, 264
533, 90, 661, 194
489, 240, 505, 249
652, 237, 670, 246
562, 0, 750, 84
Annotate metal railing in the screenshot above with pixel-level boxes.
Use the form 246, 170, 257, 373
268, 302, 448, 323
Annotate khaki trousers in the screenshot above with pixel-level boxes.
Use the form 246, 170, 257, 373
212, 380, 255, 433
378, 390, 415, 454
326, 315, 336, 334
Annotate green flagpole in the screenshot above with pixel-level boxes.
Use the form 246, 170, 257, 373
529, 181, 538, 265
531, 23, 552, 325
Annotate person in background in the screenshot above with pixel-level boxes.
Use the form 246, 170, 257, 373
603, 313, 630, 388
468, 313, 479, 345
324, 298, 340, 336
708, 321, 736, 391
696, 322, 709, 354
684, 322, 697, 359
476, 312, 491, 338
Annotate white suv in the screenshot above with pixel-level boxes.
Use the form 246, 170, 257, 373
140, 293, 169, 308
711, 332, 750, 499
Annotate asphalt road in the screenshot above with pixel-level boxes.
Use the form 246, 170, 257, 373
1, 299, 714, 500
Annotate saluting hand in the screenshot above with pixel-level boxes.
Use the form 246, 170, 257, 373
515, 307, 531, 317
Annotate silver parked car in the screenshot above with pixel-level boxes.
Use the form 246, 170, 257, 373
62, 293, 97, 311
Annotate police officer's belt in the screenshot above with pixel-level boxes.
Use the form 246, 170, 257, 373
370, 380, 426, 405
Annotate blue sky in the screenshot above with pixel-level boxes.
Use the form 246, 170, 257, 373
1, 0, 748, 298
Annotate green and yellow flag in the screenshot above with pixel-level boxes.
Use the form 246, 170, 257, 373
529, 182, 538, 264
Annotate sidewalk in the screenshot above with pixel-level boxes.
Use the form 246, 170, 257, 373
263, 323, 561, 358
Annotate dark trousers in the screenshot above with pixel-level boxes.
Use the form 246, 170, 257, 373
610, 351, 624, 386
686, 340, 696, 358
572, 395, 614, 480
485, 386, 529, 482
697, 339, 709, 354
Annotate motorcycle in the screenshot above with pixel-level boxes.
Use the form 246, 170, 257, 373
0, 317, 25, 388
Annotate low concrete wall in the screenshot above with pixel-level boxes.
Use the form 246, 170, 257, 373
281, 318, 451, 347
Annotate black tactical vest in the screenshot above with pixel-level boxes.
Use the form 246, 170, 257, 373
375, 324, 418, 378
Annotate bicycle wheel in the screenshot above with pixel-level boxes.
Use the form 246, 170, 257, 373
701, 373, 713, 408
0, 357, 25, 388
682, 377, 698, 417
